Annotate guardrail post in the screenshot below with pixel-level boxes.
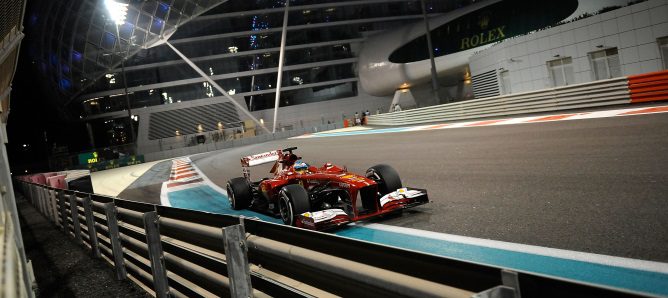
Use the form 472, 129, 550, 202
58, 190, 67, 231
222, 222, 252, 298
473, 270, 521, 298
83, 195, 101, 258
143, 211, 169, 298
44, 188, 51, 222
50, 189, 59, 224
69, 193, 83, 244
45, 188, 55, 223
104, 202, 127, 280
37, 187, 45, 215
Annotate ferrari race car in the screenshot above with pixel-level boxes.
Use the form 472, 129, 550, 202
226, 147, 429, 230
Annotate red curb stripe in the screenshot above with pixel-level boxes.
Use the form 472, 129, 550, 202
620, 106, 668, 115
527, 114, 577, 122
427, 123, 451, 129
172, 172, 198, 180
467, 119, 505, 127
174, 168, 194, 174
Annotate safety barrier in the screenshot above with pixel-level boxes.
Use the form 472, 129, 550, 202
16, 180, 649, 298
367, 71, 668, 126
628, 70, 668, 104
143, 123, 343, 162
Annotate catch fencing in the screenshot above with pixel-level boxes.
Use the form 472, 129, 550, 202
368, 70, 668, 126
17, 180, 649, 298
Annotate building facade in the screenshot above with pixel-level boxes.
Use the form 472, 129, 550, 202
28, 0, 667, 157
468, 0, 668, 97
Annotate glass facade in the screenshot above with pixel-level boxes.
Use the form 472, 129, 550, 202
30, 0, 480, 120
28, 0, 226, 103
63, 0, 469, 118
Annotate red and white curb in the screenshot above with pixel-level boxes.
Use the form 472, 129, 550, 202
410, 105, 668, 131
159, 157, 229, 206
294, 105, 668, 138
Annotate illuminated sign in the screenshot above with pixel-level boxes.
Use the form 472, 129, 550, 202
78, 152, 99, 165
460, 26, 505, 50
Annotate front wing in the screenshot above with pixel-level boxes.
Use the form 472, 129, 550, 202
296, 187, 429, 231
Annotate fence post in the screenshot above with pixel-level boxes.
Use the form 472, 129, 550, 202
37, 186, 45, 215
58, 190, 67, 231
69, 193, 83, 244
44, 188, 54, 222
83, 195, 101, 258
143, 211, 169, 298
222, 221, 252, 297
50, 189, 59, 224
104, 202, 127, 280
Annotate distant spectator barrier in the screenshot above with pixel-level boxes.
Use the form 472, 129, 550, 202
15, 178, 649, 298
368, 70, 668, 126
84, 155, 145, 172
143, 123, 342, 162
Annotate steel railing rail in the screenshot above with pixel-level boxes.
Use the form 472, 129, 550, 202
15, 180, 654, 298
367, 76, 634, 126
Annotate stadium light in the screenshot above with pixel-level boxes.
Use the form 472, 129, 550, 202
104, 0, 129, 25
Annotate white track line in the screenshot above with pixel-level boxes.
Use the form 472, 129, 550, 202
363, 223, 668, 274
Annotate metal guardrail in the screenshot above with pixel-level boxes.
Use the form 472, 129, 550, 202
143, 122, 343, 162
628, 70, 668, 104
17, 180, 651, 298
367, 77, 632, 126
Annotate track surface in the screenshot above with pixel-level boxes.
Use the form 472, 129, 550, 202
190, 112, 668, 262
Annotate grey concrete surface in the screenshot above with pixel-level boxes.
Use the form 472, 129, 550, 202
189, 112, 668, 262
117, 160, 171, 204
16, 194, 147, 297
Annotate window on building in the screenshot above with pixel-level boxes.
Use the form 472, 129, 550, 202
659, 36, 668, 70
589, 48, 621, 80
547, 57, 574, 87
499, 70, 512, 94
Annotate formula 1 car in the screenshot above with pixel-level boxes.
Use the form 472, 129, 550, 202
226, 147, 428, 230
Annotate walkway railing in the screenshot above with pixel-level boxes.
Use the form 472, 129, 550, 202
16, 180, 650, 298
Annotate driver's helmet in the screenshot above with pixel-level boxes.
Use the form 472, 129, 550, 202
294, 160, 309, 174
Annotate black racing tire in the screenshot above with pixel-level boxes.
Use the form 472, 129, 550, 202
226, 177, 252, 210
278, 184, 310, 225
366, 164, 402, 196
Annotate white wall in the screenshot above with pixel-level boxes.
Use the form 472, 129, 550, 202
135, 88, 392, 155
469, 0, 668, 94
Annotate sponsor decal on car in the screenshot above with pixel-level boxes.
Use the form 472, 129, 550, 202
243, 150, 280, 166
380, 188, 425, 207
302, 209, 348, 223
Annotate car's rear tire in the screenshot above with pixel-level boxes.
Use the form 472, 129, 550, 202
278, 184, 310, 225
366, 164, 402, 196
227, 177, 252, 210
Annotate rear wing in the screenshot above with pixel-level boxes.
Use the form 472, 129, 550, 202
241, 150, 280, 167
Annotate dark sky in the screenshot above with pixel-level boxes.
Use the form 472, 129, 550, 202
7, 41, 88, 174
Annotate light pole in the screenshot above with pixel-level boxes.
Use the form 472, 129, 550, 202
421, 0, 440, 105
105, 0, 136, 148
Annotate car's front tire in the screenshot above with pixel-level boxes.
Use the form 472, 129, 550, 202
227, 177, 252, 210
366, 164, 402, 196
278, 184, 310, 225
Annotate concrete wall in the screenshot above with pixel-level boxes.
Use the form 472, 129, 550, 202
135, 88, 392, 155
469, 0, 668, 93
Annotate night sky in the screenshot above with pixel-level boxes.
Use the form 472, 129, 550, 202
7, 43, 88, 175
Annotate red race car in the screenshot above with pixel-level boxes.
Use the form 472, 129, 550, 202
226, 147, 429, 230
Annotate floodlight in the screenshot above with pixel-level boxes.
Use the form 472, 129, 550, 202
104, 0, 129, 25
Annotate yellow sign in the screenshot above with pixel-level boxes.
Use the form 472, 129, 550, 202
87, 152, 99, 164
460, 25, 506, 50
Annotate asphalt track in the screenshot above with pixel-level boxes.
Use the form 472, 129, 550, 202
186, 112, 668, 263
